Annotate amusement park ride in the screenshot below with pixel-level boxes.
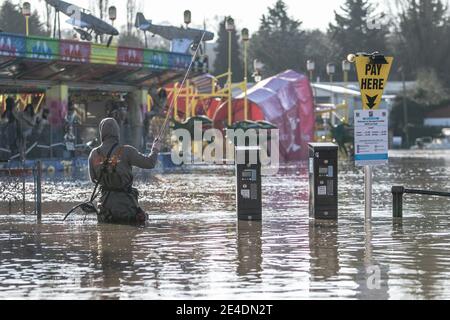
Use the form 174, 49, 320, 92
135, 12, 214, 54
44, 0, 119, 46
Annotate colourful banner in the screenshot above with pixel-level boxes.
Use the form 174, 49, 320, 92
60, 40, 91, 63
117, 47, 144, 67
90, 43, 117, 65
0, 32, 191, 71
26, 37, 59, 60
0, 33, 26, 57
144, 50, 169, 70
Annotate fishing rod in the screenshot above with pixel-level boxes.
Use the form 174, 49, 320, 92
156, 31, 207, 141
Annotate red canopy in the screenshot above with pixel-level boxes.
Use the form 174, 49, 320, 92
213, 70, 315, 161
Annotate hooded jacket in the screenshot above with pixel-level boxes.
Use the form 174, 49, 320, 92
88, 117, 158, 190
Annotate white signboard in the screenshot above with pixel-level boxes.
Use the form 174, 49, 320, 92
354, 110, 388, 166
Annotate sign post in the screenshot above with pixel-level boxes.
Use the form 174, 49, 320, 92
353, 53, 393, 222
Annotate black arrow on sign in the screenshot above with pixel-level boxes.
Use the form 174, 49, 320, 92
366, 94, 378, 109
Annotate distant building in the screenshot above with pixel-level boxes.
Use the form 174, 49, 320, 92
424, 107, 450, 127
312, 81, 417, 123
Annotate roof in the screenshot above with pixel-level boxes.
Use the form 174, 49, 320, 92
235, 70, 308, 102
312, 83, 361, 96
0, 32, 196, 92
312, 83, 396, 99
330, 81, 417, 95
426, 107, 450, 119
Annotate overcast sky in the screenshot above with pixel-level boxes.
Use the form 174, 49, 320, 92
11, 0, 390, 37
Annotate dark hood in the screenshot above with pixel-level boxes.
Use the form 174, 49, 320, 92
99, 118, 120, 142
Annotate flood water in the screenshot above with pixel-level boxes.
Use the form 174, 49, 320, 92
2, 150, 450, 299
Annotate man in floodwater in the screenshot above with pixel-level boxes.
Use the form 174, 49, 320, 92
88, 118, 161, 225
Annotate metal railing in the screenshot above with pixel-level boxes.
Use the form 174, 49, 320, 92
392, 186, 450, 218
0, 161, 42, 221
0, 123, 98, 161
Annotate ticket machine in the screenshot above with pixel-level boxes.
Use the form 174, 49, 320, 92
309, 143, 338, 220
236, 146, 262, 221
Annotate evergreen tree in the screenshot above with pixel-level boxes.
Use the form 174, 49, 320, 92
328, 0, 388, 80
0, 0, 48, 36
395, 0, 450, 85
213, 16, 244, 84
249, 0, 306, 77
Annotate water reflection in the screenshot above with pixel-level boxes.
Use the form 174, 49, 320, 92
236, 221, 262, 278
308, 220, 339, 281
353, 223, 390, 300
88, 225, 142, 297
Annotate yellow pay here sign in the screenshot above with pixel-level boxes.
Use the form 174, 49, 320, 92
355, 56, 394, 110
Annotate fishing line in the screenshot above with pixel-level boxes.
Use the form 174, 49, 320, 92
156, 31, 207, 141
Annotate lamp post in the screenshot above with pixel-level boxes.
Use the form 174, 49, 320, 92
184, 10, 191, 28
307, 60, 315, 82
400, 66, 409, 148
342, 59, 351, 85
108, 6, 117, 26
342, 59, 351, 122
225, 17, 235, 127
22, 2, 31, 36
327, 63, 336, 105
253, 59, 263, 83
327, 63, 336, 83
242, 28, 249, 121
326, 63, 336, 128
307, 59, 317, 108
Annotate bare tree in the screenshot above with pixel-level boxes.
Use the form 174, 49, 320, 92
127, 0, 137, 35
44, 1, 52, 33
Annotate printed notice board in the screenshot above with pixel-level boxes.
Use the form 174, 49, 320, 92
354, 110, 388, 166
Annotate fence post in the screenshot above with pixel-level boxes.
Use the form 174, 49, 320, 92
392, 186, 404, 219
36, 161, 42, 222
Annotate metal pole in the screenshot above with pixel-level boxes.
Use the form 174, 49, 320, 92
392, 186, 404, 219
364, 165, 372, 221
53, 11, 57, 38
174, 84, 179, 121
22, 133, 26, 215
330, 74, 334, 105
50, 124, 53, 159
402, 69, 409, 148
344, 70, 349, 123
185, 80, 190, 119
330, 74, 335, 127
26, 16, 29, 36
244, 40, 248, 121
58, 12, 61, 40
36, 161, 42, 222
227, 30, 232, 127
310, 71, 317, 110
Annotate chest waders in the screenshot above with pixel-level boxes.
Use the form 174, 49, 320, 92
96, 149, 147, 225
63, 143, 119, 222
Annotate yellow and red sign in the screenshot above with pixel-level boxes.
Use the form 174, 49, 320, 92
355, 56, 394, 110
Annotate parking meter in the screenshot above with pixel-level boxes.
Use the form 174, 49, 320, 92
308, 143, 338, 220
236, 146, 262, 221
